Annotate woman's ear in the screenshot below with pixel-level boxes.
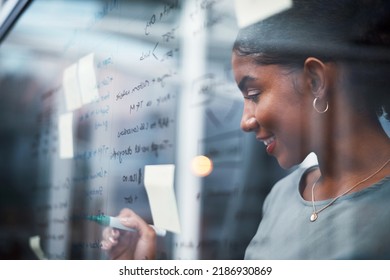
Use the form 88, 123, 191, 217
303, 57, 327, 99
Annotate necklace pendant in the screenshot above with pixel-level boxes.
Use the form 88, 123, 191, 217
310, 212, 318, 222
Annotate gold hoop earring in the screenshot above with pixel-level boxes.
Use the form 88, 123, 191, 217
313, 97, 329, 114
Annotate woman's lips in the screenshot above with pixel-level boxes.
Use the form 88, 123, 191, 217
258, 135, 276, 154
265, 139, 276, 154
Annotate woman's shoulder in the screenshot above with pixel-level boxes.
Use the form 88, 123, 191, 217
357, 173, 390, 198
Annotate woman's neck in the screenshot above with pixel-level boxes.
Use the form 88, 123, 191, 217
310, 118, 390, 200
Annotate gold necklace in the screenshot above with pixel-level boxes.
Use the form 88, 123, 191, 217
310, 158, 390, 222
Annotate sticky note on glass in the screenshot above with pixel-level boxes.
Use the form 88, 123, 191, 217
144, 164, 181, 233
234, 0, 292, 28
63, 63, 82, 111
78, 53, 99, 105
58, 112, 74, 159
29, 236, 47, 260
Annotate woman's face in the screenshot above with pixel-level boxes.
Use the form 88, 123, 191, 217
232, 53, 313, 169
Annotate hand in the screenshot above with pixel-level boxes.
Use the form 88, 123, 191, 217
101, 208, 156, 260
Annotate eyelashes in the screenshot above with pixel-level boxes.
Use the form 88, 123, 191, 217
244, 95, 259, 102
243, 89, 261, 103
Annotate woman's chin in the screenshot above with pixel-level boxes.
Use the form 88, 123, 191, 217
275, 155, 302, 170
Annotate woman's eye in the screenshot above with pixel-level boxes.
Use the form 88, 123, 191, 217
244, 90, 261, 102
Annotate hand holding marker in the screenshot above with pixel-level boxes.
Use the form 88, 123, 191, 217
87, 215, 167, 236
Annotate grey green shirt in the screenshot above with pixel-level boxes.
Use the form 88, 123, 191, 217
245, 166, 390, 259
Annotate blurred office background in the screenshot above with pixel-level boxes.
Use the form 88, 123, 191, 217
0, 0, 292, 260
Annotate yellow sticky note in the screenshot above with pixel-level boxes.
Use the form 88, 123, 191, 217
144, 164, 181, 233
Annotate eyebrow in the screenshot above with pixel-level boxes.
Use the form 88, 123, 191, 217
237, 75, 256, 92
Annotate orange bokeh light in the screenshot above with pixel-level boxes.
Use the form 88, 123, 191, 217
191, 155, 213, 177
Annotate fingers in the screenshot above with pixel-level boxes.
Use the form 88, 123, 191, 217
100, 209, 142, 252
101, 227, 120, 250
117, 208, 156, 240
100, 208, 157, 260
101, 226, 136, 259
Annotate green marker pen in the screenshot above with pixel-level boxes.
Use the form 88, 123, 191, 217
86, 215, 166, 236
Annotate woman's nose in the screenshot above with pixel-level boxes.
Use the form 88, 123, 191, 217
240, 116, 258, 132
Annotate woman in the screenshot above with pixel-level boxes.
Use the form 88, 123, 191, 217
233, 0, 390, 259
102, 0, 390, 259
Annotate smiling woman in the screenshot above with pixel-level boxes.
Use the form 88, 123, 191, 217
232, 0, 390, 259
98, 0, 390, 260
232, 60, 309, 168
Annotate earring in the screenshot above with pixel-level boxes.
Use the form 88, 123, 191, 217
313, 97, 329, 114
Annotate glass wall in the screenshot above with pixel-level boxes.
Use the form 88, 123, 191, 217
0, 0, 284, 259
